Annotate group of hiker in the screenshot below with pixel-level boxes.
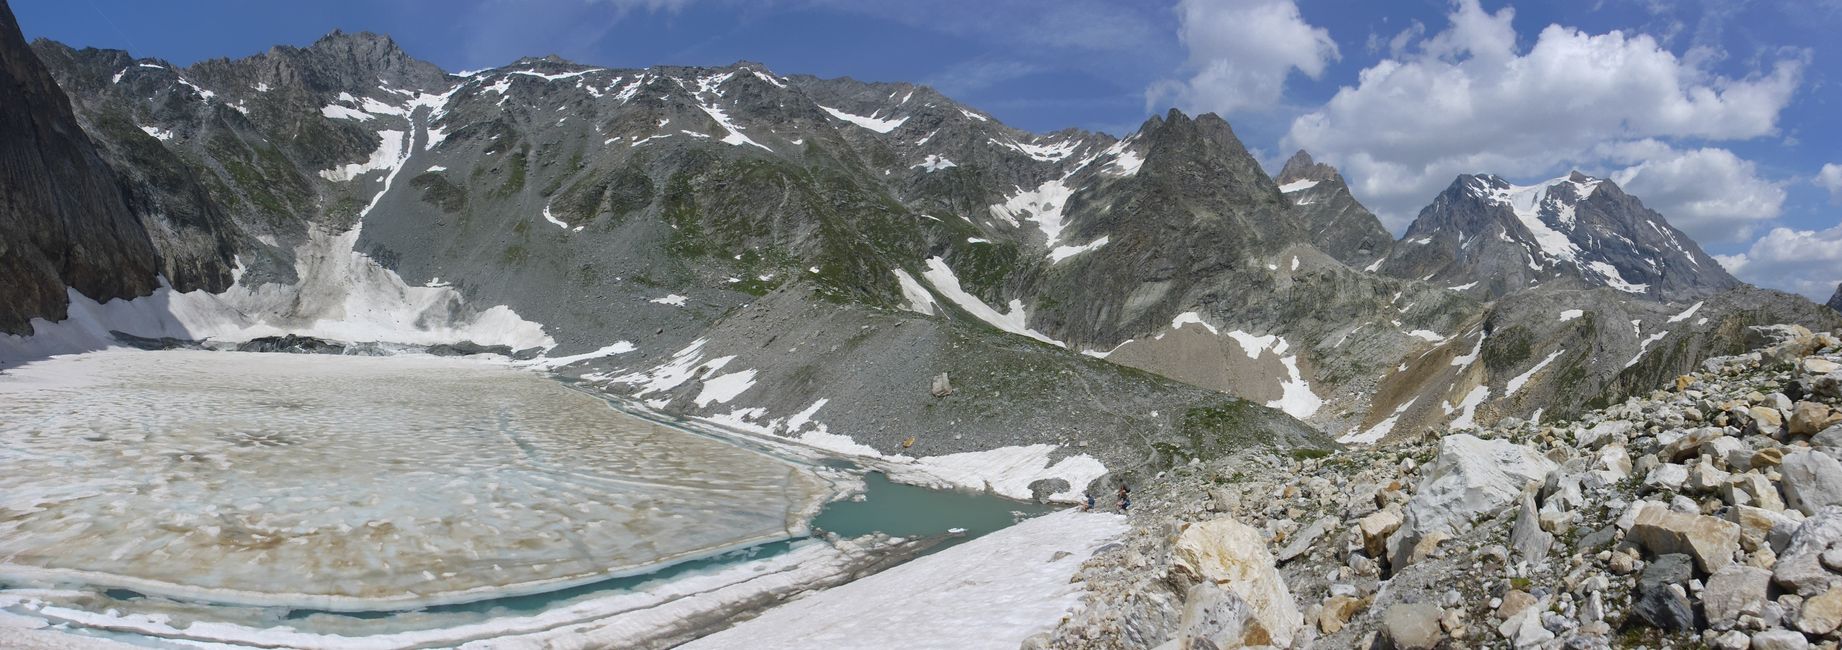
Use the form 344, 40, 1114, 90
1080, 483, 1130, 512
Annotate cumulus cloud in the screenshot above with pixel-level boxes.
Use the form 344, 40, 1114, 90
1148, 0, 1340, 116
1817, 163, 1842, 204
1602, 142, 1784, 244
1284, 0, 1802, 232
1715, 223, 1842, 301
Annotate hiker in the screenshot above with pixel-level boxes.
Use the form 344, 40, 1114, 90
1082, 494, 1095, 511
1117, 483, 1131, 511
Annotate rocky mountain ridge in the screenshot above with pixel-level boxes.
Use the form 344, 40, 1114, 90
1381, 171, 1738, 301
4, 6, 1838, 489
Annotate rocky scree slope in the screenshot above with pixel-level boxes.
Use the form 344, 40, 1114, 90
1041, 324, 1842, 649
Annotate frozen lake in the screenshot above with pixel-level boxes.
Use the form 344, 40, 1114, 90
0, 349, 835, 612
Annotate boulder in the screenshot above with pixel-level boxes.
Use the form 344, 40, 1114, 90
1358, 509, 1402, 559
1728, 472, 1787, 513
1630, 502, 1742, 573
1381, 602, 1443, 650
1776, 507, 1842, 596
1645, 463, 1689, 491
1276, 516, 1335, 563
1508, 490, 1552, 563
1750, 629, 1811, 650
929, 372, 954, 398
1385, 435, 1556, 570
1752, 406, 1786, 434
1317, 595, 1367, 635
1791, 401, 1840, 436
1172, 582, 1261, 649
1781, 450, 1842, 515
1634, 553, 1697, 631
1800, 588, 1842, 636
1170, 517, 1303, 647
1496, 597, 1555, 647
1730, 505, 1798, 551
1702, 565, 1772, 631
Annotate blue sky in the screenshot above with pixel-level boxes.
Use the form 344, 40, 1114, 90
17, 0, 1842, 299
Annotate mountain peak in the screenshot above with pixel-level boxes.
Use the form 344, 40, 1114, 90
1275, 149, 1342, 185
1387, 169, 1735, 299
1828, 283, 1842, 313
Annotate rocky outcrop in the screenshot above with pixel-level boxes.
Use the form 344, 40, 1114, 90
1829, 284, 1842, 314
0, 0, 159, 334
1272, 150, 1393, 269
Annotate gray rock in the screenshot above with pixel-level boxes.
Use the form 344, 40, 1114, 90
1776, 506, 1842, 596
1634, 553, 1698, 631
1702, 565, 1772, 631
1509, 490, 1553, 563
1276, 516, 1335, 563
1380, 602, 1443, 650
1386, 435, 1556, 570
1749, 629, 1810, 650
1172, 582, 1259, 650
929, 372, 954, 398
1780, 450, 1842, 515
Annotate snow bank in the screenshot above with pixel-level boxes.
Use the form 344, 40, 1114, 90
989, 179, 1075, 242
892, 269, 938, 315
1506, 350, 1565, 396
817, 105, 908, 133
684, 510, 1127, 650
919, 257, 1062, 346
1047, 236, 1108, 263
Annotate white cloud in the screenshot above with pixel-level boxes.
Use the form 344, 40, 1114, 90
1602, 142, 1784, 244
1817, 163, 1842, 204
1149, 0, 1340, 116
1716, 223, 1842, 301
1284, 0, 1802, 232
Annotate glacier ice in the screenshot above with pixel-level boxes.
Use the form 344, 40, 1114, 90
0, 350, 834, 612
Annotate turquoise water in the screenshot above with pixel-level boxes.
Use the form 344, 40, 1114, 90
813, 472, 1052, 550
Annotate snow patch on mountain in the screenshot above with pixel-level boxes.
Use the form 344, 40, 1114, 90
318, 130, 407, 182
891, 270, 936, 316
990, 137, 1079, 163
1278, 179, 1319, 193
1047, 236, 1108, 263
695, 369, 758, 407
990, 180, 1075, 243
1268, 353, 1322, 419
817, 105, 908, 133
1507, 350, 1566, 396
913, 154, 957, 172
920, 257, 1061, 346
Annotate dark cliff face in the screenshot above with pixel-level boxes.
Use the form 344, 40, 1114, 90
1828, 284, 1842, 314
0, 0, 160, 334
1272, 149, 1394, 269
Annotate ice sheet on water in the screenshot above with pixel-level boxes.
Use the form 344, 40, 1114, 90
0, 350, 833, 612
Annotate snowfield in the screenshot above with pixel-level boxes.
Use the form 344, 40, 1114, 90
685, 510, 1127, 650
